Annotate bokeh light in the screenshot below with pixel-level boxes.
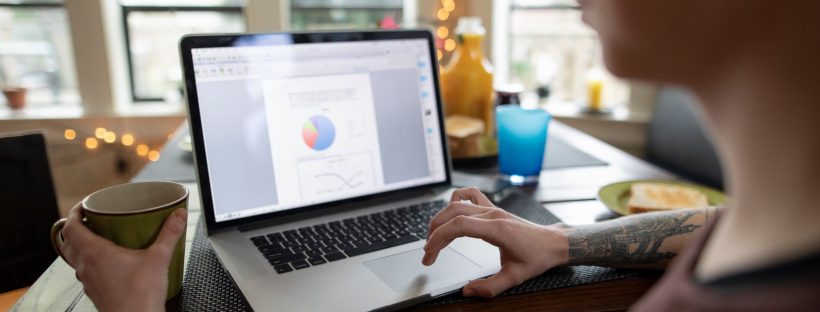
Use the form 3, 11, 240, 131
94, 127, 107, 139
85, 138, 98, 149
436, 26, 449, 39
147, 150, 160, 162
64, 129, 76, 140
122, 134, 135, 146
103, 131, 116, 143
443, 0, 456, 12
136, 144, 149, 156
444, 39, 456, 51
437, 9, 449, 21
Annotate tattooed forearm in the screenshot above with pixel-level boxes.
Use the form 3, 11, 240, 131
565, 208, 712, 268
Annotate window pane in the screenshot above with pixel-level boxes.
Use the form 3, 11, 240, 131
0, 0, 62, 4
126, 10, 244, 101
291, 0, 402, 30
509, 8, 628, 105
0, 6, 79, 106
512, 0, 577, 8
120, 0, 244, 6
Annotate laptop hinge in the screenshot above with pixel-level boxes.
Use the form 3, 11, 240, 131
237, 187, 446, 233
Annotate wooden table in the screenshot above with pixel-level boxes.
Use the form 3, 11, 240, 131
14, 121, 672, 311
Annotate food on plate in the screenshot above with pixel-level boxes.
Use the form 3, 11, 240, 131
445, 115, 485, 158
628, 182, 709, 214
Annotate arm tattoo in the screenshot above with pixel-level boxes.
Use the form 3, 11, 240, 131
566, 210, 702, 266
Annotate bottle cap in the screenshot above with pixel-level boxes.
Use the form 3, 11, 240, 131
495, 83, 525, 95
455, 17, 485, 35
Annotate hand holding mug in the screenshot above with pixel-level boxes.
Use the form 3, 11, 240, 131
57, 203, 187, 311
50, 181, 189, 310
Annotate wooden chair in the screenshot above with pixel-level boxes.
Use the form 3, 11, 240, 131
0, 132, 60, 304
646, 87, 725, 189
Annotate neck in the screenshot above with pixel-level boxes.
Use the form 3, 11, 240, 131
691, 24, 820, 278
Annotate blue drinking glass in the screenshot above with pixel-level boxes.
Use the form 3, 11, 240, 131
496, 106, 551, 185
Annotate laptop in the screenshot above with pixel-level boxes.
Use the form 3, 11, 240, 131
179, 30, 501, 311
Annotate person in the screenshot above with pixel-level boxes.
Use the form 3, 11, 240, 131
424, 0, 820, 310
60, 204, 187, 311
59, 0, 820, 310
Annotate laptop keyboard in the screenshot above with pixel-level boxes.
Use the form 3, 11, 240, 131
250, 199, 447, 274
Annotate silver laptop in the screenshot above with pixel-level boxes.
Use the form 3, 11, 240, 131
179, 30, 500, 311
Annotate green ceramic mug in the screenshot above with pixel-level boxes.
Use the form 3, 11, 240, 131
50, 181, 189, 300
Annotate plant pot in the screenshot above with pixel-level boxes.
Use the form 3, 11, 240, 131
3, 87, 27, 110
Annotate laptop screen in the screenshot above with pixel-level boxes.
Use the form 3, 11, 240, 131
189, 37, 447, 223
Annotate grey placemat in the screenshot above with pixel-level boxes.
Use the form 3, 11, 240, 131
543, 137, 608, 169
180, 191, 635, 311
180, 223, 251, 312
133, 126, 197, 183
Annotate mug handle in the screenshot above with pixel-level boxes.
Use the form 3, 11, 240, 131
50, 218, 69, 262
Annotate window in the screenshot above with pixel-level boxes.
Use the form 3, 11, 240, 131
506, 0, 628, 108
0, 0, 79, 107
290, 0, 403, 30
121, 0, 245, 102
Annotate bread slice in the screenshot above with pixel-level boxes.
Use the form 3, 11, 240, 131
445, 115, 485, 158
628, 183, 709, 214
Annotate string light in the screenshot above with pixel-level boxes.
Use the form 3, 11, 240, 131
436, 26, 449, 39
444, 39, 456, 51
69, 127, 174, 167
64, 129, 77, 140
443, 0, 455, 12
437, 0, 456, 61
437, 9, 449, 21
103, 131, 116, 143
85, 138, 98, 149
121, 134, 135, 146
136, 144, 149, 156
94, 127, 107, 139
147, 150, 160, 162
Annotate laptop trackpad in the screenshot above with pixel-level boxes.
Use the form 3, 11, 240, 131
364, 248, 481, 293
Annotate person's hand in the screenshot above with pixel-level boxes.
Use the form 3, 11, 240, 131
59, 203, 187, 312
422, 187, 569, 298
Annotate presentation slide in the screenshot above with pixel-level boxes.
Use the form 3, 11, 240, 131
262, 73, 384, 208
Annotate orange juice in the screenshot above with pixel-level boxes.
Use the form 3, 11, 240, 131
586, 68, 606, 111
441, 18, 495, 159
588, 79, 604, 110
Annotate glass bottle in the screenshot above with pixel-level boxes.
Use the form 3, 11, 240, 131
441, 17, 496, 164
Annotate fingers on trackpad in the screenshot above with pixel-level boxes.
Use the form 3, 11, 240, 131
364, 248, 482, 293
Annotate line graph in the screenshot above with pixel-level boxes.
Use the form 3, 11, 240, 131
297, 152, 375, 199
315, 171, 364, 189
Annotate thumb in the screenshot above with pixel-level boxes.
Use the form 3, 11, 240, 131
462, 267, 522, 298
150, 208, 187, 260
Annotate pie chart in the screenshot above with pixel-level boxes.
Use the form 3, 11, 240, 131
302, 115, 335, 151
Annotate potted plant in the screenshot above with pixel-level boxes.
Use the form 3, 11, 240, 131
0, 69, 27, 110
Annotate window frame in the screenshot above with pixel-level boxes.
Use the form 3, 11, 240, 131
120, 4, 244, 102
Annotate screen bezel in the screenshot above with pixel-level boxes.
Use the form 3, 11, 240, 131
179, 30, 453, 233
